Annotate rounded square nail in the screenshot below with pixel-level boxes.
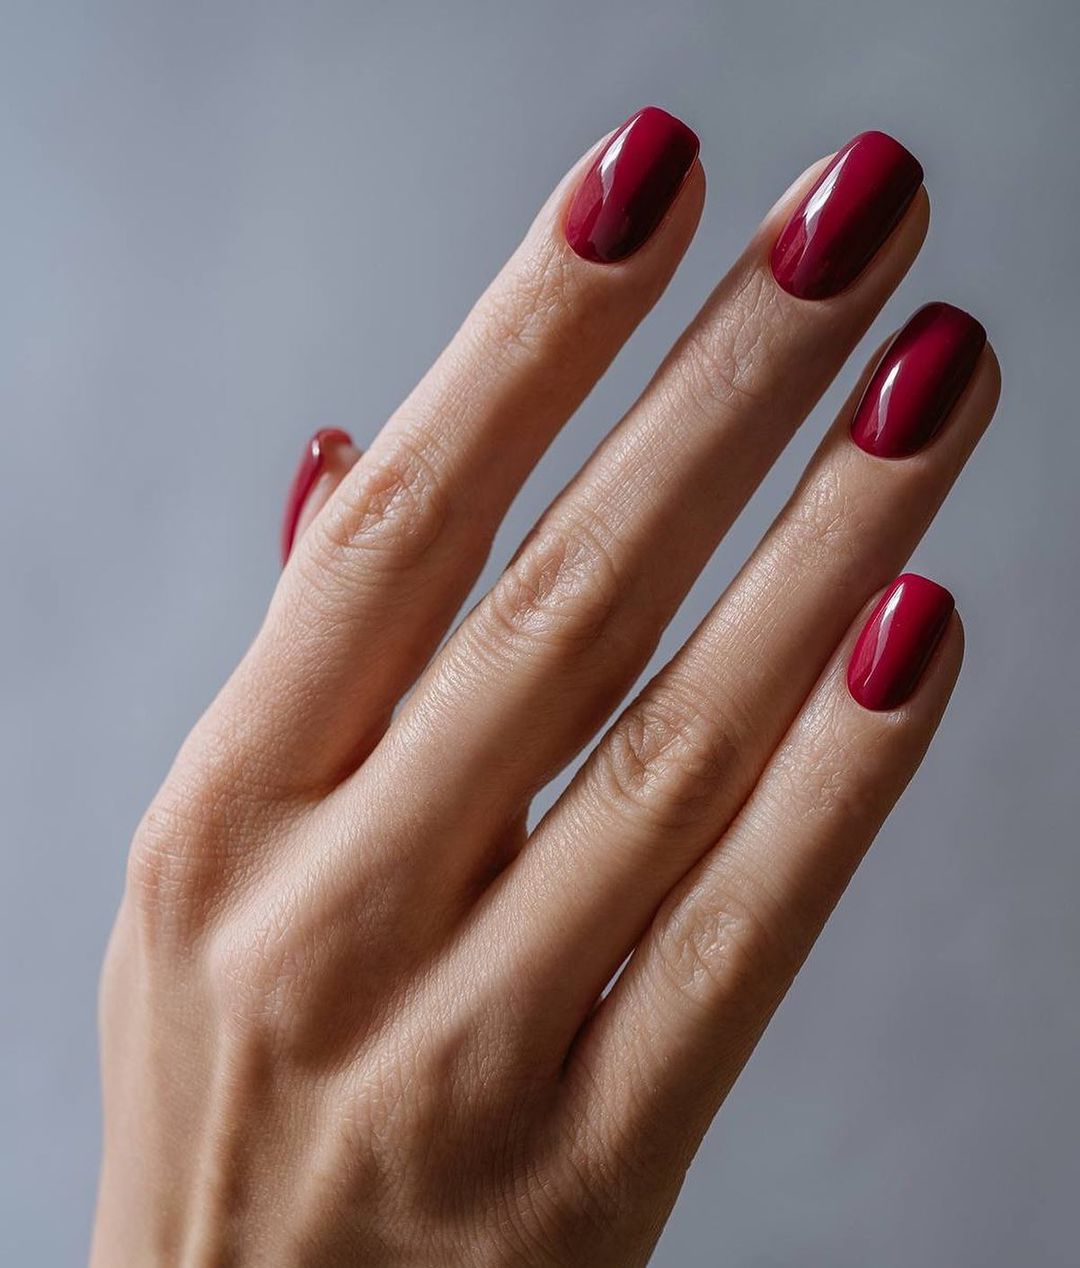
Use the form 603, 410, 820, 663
771, 130, 924, 300
847, 574, 955, 710
565, 106, 699, 264
851, 303, 987, 458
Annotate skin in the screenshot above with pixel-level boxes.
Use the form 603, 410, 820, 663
92, 129, 1000, 1266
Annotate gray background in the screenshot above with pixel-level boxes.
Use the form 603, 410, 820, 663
2, 1, 1077, 1263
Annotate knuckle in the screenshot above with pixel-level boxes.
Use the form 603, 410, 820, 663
777, 464, 862, 576
126, 773, 231, 944
595, 678, 749, 830
126, 813, 201, 944
810, 760, 868, 828
202, 872, 390, 1061
201, 888, 346, 1057
794, 714, 888, 828
316, 433, 453, 572
651, 881, 801, 1018
479, 516, 625, 663
204, 909, 309, 1036
477, 240, 577, 360
125, 728, 286, 946
678, 268, 777, 419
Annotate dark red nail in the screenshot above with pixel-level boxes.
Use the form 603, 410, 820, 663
847, 574, 955, 711
851, 303, 986, 458
771, 131, 923, 300
565, 106, 699, 264
280, 428, 353, 565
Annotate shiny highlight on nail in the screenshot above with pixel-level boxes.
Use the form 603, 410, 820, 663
847, 574, 954, 710
565, 106, 699, 264
851, 303, 986, 458
771, 130, 924, 300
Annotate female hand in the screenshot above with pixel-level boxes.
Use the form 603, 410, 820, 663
93, 109, 999, 1266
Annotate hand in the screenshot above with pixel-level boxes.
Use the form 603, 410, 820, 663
93, 109, 999, 1266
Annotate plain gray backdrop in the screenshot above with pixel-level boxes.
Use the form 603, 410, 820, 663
2, 1, 1078, 1263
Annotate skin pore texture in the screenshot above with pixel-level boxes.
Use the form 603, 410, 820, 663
92, 108, 999, 1266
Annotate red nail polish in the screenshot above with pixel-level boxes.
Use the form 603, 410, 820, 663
771, 131, 923, 300
847, 574, 954, 710
565, 106, 699, 264
851, 303, 986, 458
280, 428, 353, 565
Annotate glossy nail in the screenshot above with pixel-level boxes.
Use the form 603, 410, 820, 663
847, 574, 955, 710
851, 303, 986, 458
771, 130, 923, 300
281, 427, 354, 565
565, 106, 699, 264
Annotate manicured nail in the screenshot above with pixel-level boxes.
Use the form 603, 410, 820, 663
847, 574, 955, 710
565, 106, 699, 264
771, 131, 923, 300
851, 303, 986, 458
281, 428, 354, 565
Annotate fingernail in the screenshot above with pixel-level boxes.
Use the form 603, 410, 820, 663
847, 574, 954, 711
565, 106, 699, 264
281, 428, 354, 565
851, 303, 986, 458
771, 130, 923, 300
